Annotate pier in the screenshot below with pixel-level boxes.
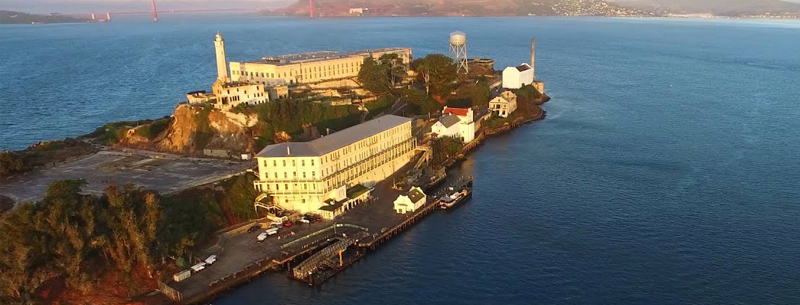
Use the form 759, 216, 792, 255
160, 168, 473, 302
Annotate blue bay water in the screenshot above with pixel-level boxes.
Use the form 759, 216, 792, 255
2, 16, 800, 305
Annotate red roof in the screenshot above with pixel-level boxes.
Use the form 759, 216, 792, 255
443, 107, 469, 117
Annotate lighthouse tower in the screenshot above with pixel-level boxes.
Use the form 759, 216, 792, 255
530, 36, 536, 80
214, 32, 229, 83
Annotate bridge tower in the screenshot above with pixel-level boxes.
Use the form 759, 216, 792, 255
151, 0, 159, 22
309, 0, 314, 17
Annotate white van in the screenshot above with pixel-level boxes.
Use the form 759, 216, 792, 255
204, 255, 217, 265
257, 232, 268, 242
266, 228, 279, 236
190, 262, 206, 273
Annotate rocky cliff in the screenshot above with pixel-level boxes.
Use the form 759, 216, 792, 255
154, 104, 258, 155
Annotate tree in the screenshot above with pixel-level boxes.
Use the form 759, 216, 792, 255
0, 151, 24, 178
402, 88, 441, 115
431, 137, 464, 167
378, 53, 407, 86
452, 80, 491, 108
357, 56, 392, 95
413, 54, 457, 98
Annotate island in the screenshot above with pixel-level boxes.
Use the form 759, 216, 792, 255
0, 32, 548, 305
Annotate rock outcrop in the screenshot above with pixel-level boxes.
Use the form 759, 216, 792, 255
152, 104, 258, 155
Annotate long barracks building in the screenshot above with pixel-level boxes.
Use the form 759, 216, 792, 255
254, 115, 416, 214
230, 48, 412, 86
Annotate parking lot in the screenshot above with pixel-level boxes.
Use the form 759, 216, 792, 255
0, 149, 251, 204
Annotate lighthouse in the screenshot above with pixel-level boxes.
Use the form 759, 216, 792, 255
530, 36, 536, 79
214, 32, 229, 83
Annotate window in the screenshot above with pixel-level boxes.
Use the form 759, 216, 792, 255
273, 160, 277, 167
302, 160, 305, 166
303, 172, 306, 178
311, 160, 315, 166
293, 171, 297, 177
283, 160, 286, 166
284, 172, 287, 178
292, 160, 296, 166
276, 184, 280, 190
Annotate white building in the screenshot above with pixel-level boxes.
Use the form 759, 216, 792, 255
211, 32, 269, 111
502, 64, 534, 89
211, 81, 268, 110
394, 187, 426, 214
254, 115, 416, 215
440, 107, 476, 143
431, 114, 461, 140
349, 8, 367, 15
489, 91, 518, 118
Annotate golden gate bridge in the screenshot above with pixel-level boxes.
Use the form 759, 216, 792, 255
81, 0, 316, 22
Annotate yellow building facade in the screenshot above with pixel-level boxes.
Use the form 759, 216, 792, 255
211, 81, 268, 111
230, 48, 412, 86
254, 115, 416, 214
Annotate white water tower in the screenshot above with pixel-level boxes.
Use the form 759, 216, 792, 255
450, 31, 468, 74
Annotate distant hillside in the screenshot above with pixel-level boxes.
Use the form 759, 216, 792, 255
268, 0, 659, 17
0, 10, 90, 24
607, 0, 800, 16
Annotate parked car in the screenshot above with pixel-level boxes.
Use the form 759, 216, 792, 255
315, 216, 323, 222
299, 218, 310, 224
204, 255, 217, 265
283, 221, 293, 227
190, 262, 206, 273
257, 232, 268, 242
266, 228, 279, 236
173, 269, 192, 282
247, 223, 261, 233
270, 220, 283, 227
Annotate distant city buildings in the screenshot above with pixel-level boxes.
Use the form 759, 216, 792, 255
253, 115, 416, 215
349, 8, 368, 15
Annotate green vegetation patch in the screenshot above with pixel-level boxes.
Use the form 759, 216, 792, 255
431, 136, 464, 168
254, 100, 362, 137
365, 94, 396, 117
87, 116, 171, 145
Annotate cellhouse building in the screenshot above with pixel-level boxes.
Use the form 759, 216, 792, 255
253, 115, 416, 215
230, 48, 412, 86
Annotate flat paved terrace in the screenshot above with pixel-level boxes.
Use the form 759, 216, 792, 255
0, 149, 252, 204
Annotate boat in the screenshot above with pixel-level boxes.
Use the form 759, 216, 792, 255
437, 179, 473, 210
